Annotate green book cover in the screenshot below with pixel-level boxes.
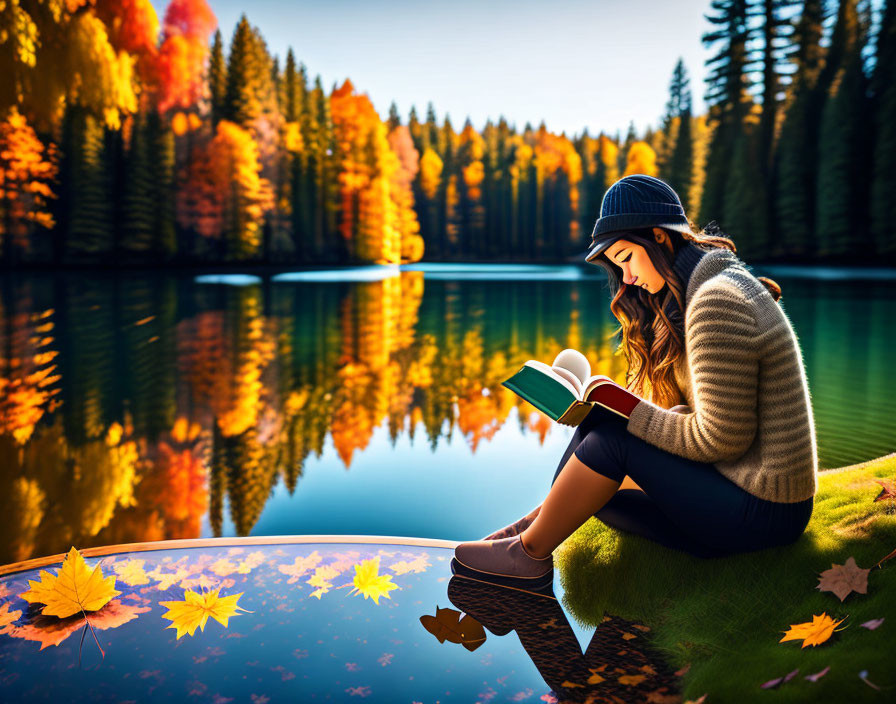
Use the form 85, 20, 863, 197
501, 365, 577, 421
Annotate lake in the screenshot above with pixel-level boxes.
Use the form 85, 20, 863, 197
1, 263, 894, 567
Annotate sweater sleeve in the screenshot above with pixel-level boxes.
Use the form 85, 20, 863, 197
625, 284, 759, 463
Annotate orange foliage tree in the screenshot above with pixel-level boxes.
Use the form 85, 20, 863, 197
0, 108, 58, 258
330, 80, 423, 264
94, 0, 160, 88
177, 119, 274, 259
154, 0, 217, 114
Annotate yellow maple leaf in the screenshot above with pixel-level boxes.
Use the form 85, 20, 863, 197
20, 546, 121, 618
779, 612, 847, 648
347, 557, 399, 604
159, 587, 251, 640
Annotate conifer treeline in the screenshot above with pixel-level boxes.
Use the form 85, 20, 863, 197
0, 0, 893, 268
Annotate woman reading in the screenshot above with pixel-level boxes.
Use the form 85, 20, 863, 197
452, 174, 818, 591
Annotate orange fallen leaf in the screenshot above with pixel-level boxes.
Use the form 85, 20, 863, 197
779, 612, 847, 648
20, 546, 120, 618
817, 556, 870, 601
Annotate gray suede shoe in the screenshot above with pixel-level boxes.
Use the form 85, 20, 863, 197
451, 535, 554, 592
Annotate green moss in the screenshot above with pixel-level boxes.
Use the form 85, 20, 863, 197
555, 453, 896, 702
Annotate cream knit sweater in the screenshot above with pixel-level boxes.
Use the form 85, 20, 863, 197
625, 243, 819, 504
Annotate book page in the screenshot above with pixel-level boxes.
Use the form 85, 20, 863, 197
551, 349, 591, 386
583, 374, 618, 398
523, 360, 581, 398
551, 365, 584, 398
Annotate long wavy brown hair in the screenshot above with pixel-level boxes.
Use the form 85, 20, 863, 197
590, 221, 782, 409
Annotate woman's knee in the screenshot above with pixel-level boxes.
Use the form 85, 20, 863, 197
572, 421, 628, 482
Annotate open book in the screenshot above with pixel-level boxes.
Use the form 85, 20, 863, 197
501, 349, 642, 426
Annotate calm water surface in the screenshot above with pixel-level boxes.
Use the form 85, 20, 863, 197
2, 539, 670, 703
1, 264, 894, 566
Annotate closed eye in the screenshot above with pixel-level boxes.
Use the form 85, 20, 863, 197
621, 254, 631, 263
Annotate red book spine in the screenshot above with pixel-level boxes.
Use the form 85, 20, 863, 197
585, 384, 641, 419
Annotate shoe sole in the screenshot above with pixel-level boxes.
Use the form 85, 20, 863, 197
450, 556, 554, 595
449, 569, 558, 601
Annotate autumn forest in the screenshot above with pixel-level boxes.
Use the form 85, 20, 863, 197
1, 0, 894, 269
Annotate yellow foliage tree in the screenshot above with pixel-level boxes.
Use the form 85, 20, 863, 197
67, 11, 139, 130
180, 120, 275, 259
331, 80, 422, 264
622, 140, 658, 177
419, 147, 443, 200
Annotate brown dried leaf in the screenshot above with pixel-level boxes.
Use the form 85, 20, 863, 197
817, 556, 870, 601
872, 478, 896, 502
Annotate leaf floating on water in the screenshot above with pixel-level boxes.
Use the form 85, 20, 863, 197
804, 666, 830, 682
816, 556, 870, 602
159, 587, 251, 640
858, 669, 881, 691
20, 546, 121, 618
859, 617, 884, 630
347, 557, 399, 605
779, 613, 847, 648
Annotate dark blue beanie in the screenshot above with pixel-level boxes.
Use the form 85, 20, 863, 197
586, 174, 692, 263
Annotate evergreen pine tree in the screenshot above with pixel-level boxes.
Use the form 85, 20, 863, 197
223, 15, 258, 128
61, 105, 114, 263
699, 0, 751, 231
209, 29, 227, 128
816, 0, 871, 259
869, 0, 896, 258
147, 109, 177, 261
120, 111, 156, 259
746, 0, 801, 251
659, 58, 695, 213
387, 101, 401, 130
773, 0, 825, 258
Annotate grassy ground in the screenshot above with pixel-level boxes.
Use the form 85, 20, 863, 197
555, 453, 896, 703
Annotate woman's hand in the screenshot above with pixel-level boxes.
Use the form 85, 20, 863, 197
669, 404, 692, 414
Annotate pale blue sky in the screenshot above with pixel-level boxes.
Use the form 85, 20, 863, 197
145, 0, 872, 138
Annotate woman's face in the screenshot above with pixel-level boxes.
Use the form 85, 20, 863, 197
603, 232, 667, 294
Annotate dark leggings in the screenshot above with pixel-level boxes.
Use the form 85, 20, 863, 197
551, 407, 814, 559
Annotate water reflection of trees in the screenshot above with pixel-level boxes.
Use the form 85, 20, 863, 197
0, 272, 628, 565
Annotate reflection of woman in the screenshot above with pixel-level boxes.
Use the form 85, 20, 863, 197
445, 575, 680, 702
452, 174, 818, 591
